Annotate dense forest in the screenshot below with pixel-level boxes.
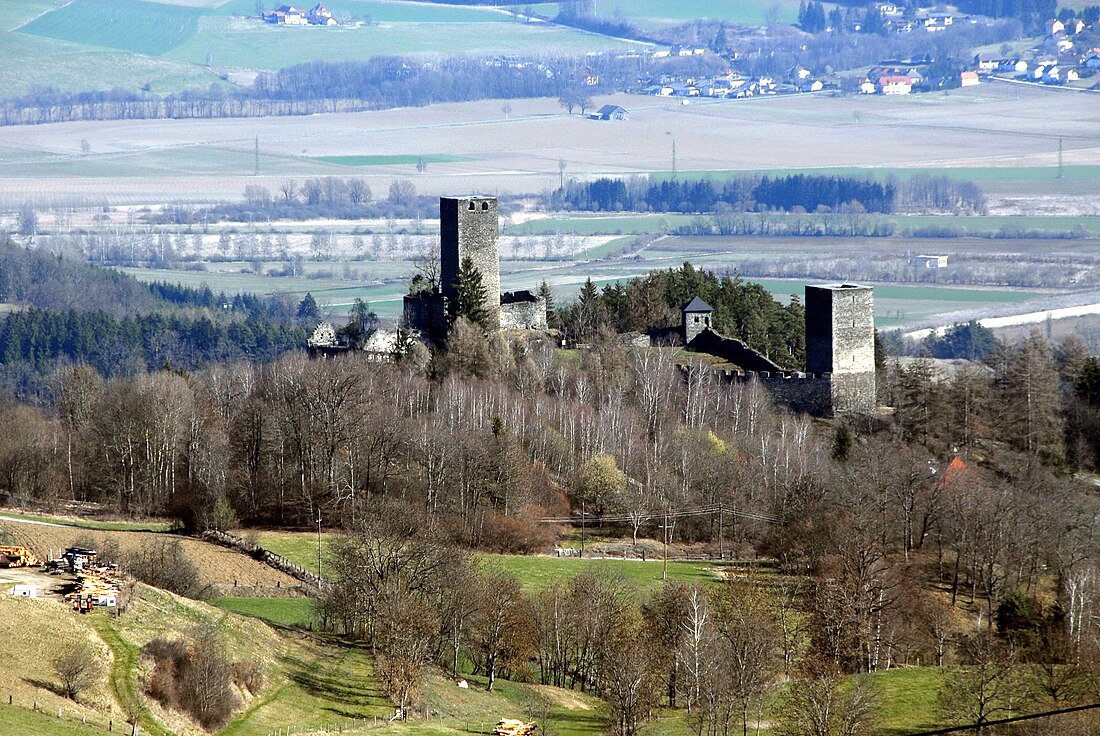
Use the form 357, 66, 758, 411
0, 234, 306, 391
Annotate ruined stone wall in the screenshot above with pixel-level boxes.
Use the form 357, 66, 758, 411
689, 330, 784, 372
440, 196, 501, 330
719, 369, 834, 417
402, 291, 446, 341
500, 295, 547, 331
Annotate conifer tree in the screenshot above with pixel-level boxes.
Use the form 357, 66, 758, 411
448, 256, 489, 331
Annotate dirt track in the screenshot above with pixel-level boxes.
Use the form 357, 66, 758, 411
0, 518, 300, 594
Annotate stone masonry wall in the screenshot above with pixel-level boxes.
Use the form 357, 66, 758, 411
805, 284, 876, 415
440, 196, 500, 330
500, 295, 548, 331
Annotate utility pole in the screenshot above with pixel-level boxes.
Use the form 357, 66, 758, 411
579, 500, 585, 558
316, 511, 323, 581
662, 508, 670, 581
717, 506, 724, 561
254, 135, 260, 177
1058, 136, 1064, 180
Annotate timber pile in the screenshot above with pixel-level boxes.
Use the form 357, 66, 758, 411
494, 719, 537, 736
0, 545, 39, 567
67, 569, 131, 613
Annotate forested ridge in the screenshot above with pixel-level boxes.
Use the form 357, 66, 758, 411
0, 234, 306, 389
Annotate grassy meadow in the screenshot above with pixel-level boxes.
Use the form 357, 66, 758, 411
8, 0, 637, 96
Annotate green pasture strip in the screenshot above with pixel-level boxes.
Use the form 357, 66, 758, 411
221, 637, 390, 736
167, 20, 634, 69
0, 510, 174, 531
90, 615, 173, 736
419, 672, 606, 736
316, 154, 471, 167
479, 553, 724, 594
867, 667, 945, 735
0, 34, 222, 96
19, 0, 202, 55
213, 596, 320, 627
252, 529, 334, 572
0, 704, 103, 736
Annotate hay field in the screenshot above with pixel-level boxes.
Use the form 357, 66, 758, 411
1, 84, 1098, 208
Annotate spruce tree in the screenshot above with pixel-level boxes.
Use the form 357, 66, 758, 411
448, 256, 489, 331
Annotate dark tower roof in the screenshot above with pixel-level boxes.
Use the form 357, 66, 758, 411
682, 296, 713, 313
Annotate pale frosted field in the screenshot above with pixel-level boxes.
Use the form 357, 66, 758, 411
0, 83, 1098, 208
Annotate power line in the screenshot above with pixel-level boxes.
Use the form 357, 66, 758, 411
906, 702, 1100, 735
537, 503, 781, 526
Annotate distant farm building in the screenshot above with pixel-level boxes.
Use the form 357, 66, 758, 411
960, 71, 980, 87
263, 4, 336, 25
912, 254, 949, 269
589, 104, 629, 121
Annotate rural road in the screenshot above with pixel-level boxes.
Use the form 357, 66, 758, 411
0, 514, 69, 528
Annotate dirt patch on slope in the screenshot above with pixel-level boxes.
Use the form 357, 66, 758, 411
529, 684, 594, 710
0, 519, 300, 595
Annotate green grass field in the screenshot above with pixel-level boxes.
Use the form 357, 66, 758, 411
868, 667, 945, 735
214, 596, 320, 627
20, 0, 203, 55
0, 509, 176, 531
251, 529, 723, 595
317, 154, 471, 167
166, 20, 635, 68
480, 553, 725, 594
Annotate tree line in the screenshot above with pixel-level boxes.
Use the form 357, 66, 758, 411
0, 52, 666, 126
553, 174, 904, 215
554, 263, 806, 368
0, 308, 305, 379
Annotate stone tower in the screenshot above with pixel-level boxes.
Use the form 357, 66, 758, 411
681, 296, 713, 344
805, 283, 876, 415
440, 196, 500, 330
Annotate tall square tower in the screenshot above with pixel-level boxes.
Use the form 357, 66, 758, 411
805, 283, 876, 415
440, 196, 500, 330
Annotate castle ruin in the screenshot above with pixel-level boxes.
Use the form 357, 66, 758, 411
681, 283, 877, 417
405, 196, 548, 338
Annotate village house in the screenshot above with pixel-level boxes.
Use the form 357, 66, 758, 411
1086, 52, 1100, 69
307, 3, 337, 25
960, 71, 980, 87
1046, 18, 1065, 35
878, 75, 913, 94
974, 54, 999, 72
